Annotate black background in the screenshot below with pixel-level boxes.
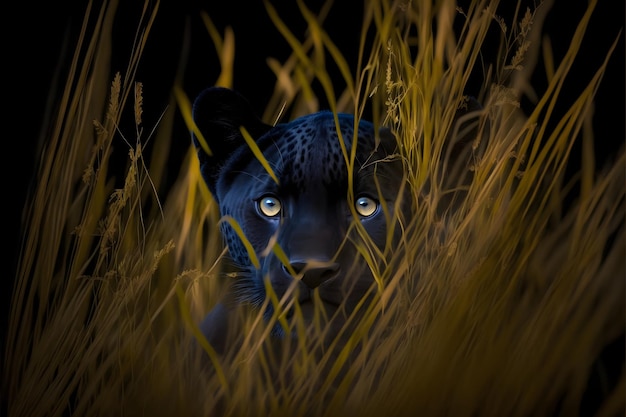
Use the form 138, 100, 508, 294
4, 0, 624, 371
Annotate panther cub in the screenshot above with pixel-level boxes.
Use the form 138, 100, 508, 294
191, 87, 410, 352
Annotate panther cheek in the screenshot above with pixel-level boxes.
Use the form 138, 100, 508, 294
360, 214, 392, 248
260, 255, 292, 298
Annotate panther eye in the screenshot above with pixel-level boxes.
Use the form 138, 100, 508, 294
257, 195, 282, 217
355, 196, 378, 217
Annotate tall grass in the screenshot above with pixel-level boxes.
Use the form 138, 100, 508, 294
4, 0, 624, 416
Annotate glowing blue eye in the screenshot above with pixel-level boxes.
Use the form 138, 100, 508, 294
258, 195, 281, 217
355, 196, 378, 217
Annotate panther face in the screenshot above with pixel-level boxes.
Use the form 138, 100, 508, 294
192, 87, 409, 346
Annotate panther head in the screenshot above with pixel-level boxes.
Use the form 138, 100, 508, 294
191, 87, 410, 348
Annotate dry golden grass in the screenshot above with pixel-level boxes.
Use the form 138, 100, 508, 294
4, 0, 624, 416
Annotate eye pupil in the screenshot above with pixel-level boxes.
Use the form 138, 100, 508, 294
258, 195, 281, 217
355, 196, 378, 217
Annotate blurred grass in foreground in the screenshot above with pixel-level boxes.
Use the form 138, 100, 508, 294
3, 0, 624, 416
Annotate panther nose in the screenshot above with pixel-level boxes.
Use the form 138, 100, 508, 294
284, 261, 340, 288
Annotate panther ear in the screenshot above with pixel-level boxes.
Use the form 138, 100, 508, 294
436, 96, 484, 214
447, 96, 483, 164
191, 87, 272, 197
376, 126, 400, 156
